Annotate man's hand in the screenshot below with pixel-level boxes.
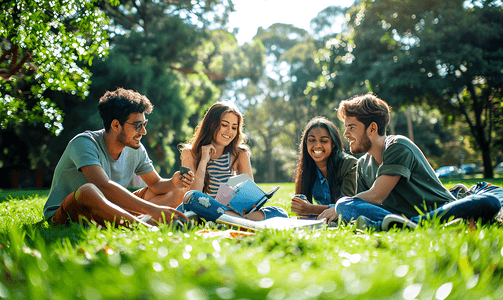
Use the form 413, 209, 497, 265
317, 207, 338, 223
291, 196, 314, 216
172, 170, 195, 189
151, 206, 189, 224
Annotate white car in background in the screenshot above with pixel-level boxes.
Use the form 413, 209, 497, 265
495, 162, 503, 175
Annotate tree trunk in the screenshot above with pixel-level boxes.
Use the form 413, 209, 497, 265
404, 106, 414, 142
265, 139, 275, 183
464, 83, 493, 179
388, 111, 397, 135
479, 131, 494, 179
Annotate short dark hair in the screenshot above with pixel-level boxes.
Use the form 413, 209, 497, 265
337, 94, 390, 136
98, 88, 154, 131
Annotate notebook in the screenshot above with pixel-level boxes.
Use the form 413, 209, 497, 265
216, 215, 326, 231
215, 174, 280, 214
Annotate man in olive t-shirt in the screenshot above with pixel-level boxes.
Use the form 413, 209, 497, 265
318, 94, 500, 230
355, 135, 455, 217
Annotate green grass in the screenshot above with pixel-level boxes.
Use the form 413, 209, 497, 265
1, 180, 503, 299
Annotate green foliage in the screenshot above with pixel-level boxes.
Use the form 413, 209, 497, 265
1, 182, 503, 299
0, 0, 251, 176
310, 0, 503, 177
243, 23, 341, 182
0, 0, 118, 134
86, 13, 208, 175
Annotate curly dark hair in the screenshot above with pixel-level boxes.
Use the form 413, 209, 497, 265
337, 94, 390, 136
98, 88, 154, 131
293, 117, 346, 204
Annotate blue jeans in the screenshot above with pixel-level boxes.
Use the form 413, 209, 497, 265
335, 184, 501, 229
177, 191, 288, 222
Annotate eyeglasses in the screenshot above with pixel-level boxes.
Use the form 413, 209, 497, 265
124, 119, 148, 132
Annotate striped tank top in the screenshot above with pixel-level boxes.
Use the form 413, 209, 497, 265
207, 152, 234, 197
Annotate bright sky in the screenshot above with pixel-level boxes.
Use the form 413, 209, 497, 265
227, 0, 356, 45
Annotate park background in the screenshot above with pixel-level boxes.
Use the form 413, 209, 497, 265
2, 1, 503, 299
1, 0, 503, 189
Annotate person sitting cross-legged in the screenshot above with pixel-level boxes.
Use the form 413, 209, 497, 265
43, 88, 193, 228
177, 101, 288, 222
317, 94, 501, 231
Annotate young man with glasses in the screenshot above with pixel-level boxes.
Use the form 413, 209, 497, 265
317, 94, 501, 230
43, 88, 193, 228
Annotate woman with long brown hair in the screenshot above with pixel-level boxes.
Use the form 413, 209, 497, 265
179, 101, 287, 221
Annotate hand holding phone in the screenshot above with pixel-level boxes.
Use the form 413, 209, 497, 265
180, 166, 191, 175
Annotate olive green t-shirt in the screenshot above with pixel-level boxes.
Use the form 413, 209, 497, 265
357, 135, 455, 217
338, 154, 358, 199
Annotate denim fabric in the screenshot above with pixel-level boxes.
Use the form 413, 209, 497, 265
261, 206, 289, 219
470, 182, 503, 201
335, 189, 501, 230
312, 168, 331, 206
177, 190, 289, 222
177, 191, 237, 222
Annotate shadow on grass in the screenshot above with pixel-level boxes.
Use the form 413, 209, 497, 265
0, 189, 50, 203
18, 219, 89, 249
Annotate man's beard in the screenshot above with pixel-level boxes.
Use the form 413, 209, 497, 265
350, 132, 372, 155
118, 129, 140, 149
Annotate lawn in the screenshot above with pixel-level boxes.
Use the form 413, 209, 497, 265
1, 179, 503, 299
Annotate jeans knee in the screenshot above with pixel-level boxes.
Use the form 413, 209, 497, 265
183, 190, 205, 204
334, 196, 356, 215
262, 206, 288, 219
486, 194, 501, 213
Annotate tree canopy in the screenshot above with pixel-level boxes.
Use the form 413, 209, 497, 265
0, 0, 118, 134
309, 0, 503, 177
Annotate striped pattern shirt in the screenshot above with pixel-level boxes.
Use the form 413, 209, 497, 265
207, 152, 234, 197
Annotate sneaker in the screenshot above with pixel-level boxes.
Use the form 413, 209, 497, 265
355, 215, 379, 231
139, 214, 152, 223
184, 210, 202, 227
469, 182, 499, 194
381, 214, 417, 231
450, 183, 470, 199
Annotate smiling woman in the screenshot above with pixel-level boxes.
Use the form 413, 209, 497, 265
179, 101, 250, 198
291, 117, 358, 219
178, 101, 288, 221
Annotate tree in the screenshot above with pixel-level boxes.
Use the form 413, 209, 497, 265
41, 0, 264, 178
0, 0, 117, 134
310, 0, 503, 177
72, 0, 239, 176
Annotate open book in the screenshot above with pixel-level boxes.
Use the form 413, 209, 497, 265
216, 214, 326, 231
215, 174, 280, 214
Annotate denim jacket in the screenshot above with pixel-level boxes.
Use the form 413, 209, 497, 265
312, 167, 334, 208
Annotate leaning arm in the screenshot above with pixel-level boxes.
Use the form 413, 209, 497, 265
140, 169, 178, 195
235, 150, 254, 181
181, 148, 206, 191
81, 165, 163, 215
355, 175, 401, 205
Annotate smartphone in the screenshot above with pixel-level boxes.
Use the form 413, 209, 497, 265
180, 166, 191, 175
